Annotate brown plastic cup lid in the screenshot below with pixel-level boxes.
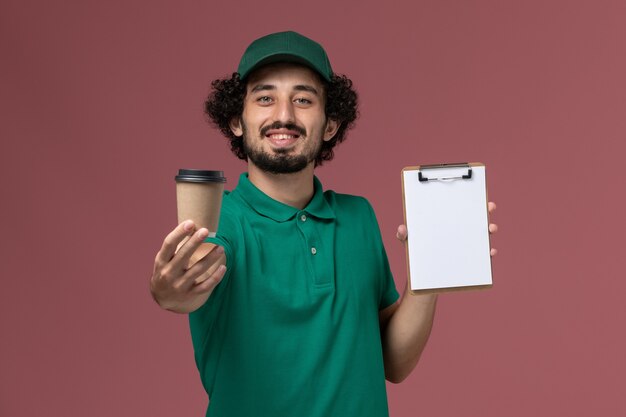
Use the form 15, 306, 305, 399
175, 169, 226, 183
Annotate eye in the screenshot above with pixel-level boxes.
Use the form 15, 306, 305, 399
256, 96, 273, 104
294, 97, 312, 105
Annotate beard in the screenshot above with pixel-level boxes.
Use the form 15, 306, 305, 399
242, 121, 323, 174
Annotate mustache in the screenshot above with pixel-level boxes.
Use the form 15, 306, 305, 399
260, 122, 306, 137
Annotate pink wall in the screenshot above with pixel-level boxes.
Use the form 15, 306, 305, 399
2, 0, 625, 415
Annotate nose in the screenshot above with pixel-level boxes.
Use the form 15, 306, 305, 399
273, 97, 296, 124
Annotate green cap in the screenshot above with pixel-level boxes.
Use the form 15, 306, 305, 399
237, 31, 333, 82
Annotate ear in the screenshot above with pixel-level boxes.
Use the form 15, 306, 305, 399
323, 119, 340, 142
229, 117, 243, 137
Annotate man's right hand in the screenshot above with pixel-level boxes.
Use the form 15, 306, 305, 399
150, 220, 227, 313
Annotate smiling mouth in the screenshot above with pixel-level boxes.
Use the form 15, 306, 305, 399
267, 133, 299, 139
265, 131, 301, 148
261, 122, 306, 145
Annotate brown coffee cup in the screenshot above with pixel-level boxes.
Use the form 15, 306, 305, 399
175, 169, 226, 275
175, 169, 226, 235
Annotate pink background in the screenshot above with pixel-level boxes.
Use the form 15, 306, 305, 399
2, 0, 625, 416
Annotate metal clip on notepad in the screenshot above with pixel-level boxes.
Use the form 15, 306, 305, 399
417, 163, 473, 182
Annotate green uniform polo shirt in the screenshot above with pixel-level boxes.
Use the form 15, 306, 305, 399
189, 173, 399, 417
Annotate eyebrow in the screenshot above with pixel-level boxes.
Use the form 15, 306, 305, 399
294, 85, 320, 95
249, 84, 320, 96
250, 84, 275, 93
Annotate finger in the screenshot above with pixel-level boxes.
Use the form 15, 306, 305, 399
169, 227, 210, 271
488, 201, 496, 213
177, 245, 225, 288
192, 265, 227, 295
155, 220, 196, 266
192, 247, 227, 284
490, 248, 498, 256
396, 224, 408, 241
489, 223, 498, 234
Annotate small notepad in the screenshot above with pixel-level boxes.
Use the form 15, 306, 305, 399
402, 163, 493, 293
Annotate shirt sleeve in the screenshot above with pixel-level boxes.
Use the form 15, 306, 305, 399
363, 198, 400, 310
377, 244, 400, 310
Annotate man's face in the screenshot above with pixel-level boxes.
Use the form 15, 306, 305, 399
230, 63, 338, 174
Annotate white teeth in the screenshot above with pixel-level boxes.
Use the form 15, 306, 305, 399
269, 134, 296, 139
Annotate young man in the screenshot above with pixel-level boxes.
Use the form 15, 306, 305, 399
151, 31, 498, 417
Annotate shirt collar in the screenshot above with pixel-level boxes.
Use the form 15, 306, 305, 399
235, 173, 336, 222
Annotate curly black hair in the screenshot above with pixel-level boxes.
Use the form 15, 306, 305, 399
204, 70, 358, 166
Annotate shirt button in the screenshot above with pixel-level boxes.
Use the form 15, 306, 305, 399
300, 214, 307, 222
311, 247, 317, 255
